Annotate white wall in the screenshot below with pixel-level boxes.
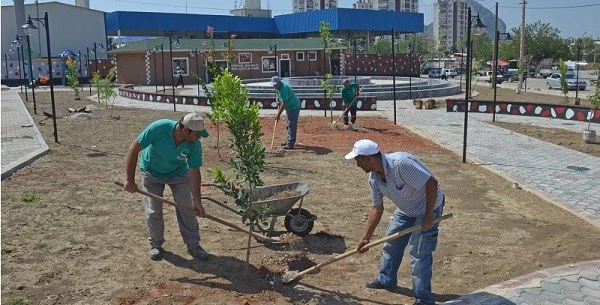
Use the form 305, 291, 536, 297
1, 2, 106, 60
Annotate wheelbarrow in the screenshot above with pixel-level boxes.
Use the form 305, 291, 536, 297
203, 181, 316, 237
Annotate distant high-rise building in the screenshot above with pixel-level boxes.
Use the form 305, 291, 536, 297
352, 0, 417, 12
293, 0, 338, 13
433, 0, 468, 51
231, 0, 271, 17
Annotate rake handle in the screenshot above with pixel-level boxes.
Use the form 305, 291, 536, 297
293, 213, 453, 279
114, 181, 273, 242
334, 86, 363, 124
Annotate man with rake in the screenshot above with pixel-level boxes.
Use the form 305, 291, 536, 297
340, 79, 361, 130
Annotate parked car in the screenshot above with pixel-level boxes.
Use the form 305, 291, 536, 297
502, 69, 518, 82
445, 68, 458, 78
428, 68, 443, 78
478, 71, 504, 84
545, 73, 587, 91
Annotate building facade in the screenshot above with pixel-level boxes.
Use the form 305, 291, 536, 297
292, 0, 338, 13
352, 0, 418, 12
230, 0, 271, 17
433, 0, 467, 52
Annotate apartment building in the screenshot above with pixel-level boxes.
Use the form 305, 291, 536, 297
433, 0, 468, 51
292, 0, 338, 13
352, 0, 418, 12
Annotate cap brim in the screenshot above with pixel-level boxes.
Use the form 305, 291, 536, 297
344, 150, 358, 160
270, 82, 278, 86
198, 129, 209, 138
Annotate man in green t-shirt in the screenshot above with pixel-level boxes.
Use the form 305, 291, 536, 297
123, 112, 210, 261
340, 79, 361, 130
272, 76, 301, 149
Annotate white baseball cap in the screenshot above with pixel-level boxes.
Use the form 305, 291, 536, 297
344, 139, 379, 159
182, 112, 209, 138
270, 76, 281, 86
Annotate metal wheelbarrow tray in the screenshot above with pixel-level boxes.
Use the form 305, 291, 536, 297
205, 181, 317, 237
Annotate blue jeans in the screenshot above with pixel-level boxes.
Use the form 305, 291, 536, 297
141, 170, 200, 249
285, 107, 300, 147
377, 205, 444, 304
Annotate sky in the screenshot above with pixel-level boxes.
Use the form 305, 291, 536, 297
2, 0, 599, 38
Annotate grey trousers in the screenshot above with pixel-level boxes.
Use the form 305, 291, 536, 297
141, 170, 200, 249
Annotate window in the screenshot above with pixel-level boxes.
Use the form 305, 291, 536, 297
281, 54, 289, 60
296, 52, 305, 61
261, 56, 277, 73
171, 58, 189, 76
308, 51, 317, 61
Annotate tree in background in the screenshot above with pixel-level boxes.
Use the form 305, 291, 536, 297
500, 21, 569, 70
558, 59, 570, 104
319, 21, 339, 120
92, 67, 117, 109
65, 57, 81, 100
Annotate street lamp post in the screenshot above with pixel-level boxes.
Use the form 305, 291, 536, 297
12, 37, 28, 101
22, 11, 59, 143
157, 43, 165, 93
78, 50, 83, 91
576, 40, 581, 102
391, 27, 397, 125
354, 38, 357, 83
86, 47, 91, 94
269, 44, 277, 76
22, 34, 36, 113
150, 48, 158, 92
4, 54, 9, 81
492, 2, 512, 122
462, 8, 486, 163
190, 48, 200, 95
168, 36, 181, 112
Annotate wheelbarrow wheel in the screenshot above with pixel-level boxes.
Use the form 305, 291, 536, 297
285, 208, 314, 237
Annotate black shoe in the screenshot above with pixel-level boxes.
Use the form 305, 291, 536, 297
280, 142, 287, 146
283, 145, 294, 150
148, 247, 164, 261
365, 279, 395, 290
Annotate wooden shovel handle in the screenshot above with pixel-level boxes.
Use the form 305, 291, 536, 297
114, 181, 273, 242
294, 213, 453, 278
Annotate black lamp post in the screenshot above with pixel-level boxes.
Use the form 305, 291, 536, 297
4, 54, 9, 81
12, 37, 28, 101
269, 44, 277, 76
391, 27, 397, 125
19, 34, 36, 113
492, 2, 512, 122
150, 48, 158, 92
91, 42, 105, 77
462, 8, 486, 163
22, 11, 59, 143
77, 50, 83, 91
86, 47, 91, 94
168, 36, 181, 112
575, 39, 582, 102
190, 48, 200, 95
157, 43, 165, 93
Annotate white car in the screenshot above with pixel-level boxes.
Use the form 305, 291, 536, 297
445, 69, 458, 78
546, 73, 586, 91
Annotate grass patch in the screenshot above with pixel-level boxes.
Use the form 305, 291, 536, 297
33, 242, 49, 251
67, 236, 78, 245
21, 191, 39, 203
8, 298, 28, 305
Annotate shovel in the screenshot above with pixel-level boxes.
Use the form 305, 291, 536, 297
114, 181, 275, 243
281, 213, 453, 283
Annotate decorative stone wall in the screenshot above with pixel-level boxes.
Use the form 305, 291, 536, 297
118, 85, 378, 111
446, 99, 600, 123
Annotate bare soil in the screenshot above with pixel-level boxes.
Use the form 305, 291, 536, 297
2, 91, 600, 305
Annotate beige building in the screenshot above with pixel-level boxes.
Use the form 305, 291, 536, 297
292, 0, 338, 13
433, 0, 468, 51
352, 0, 418, 12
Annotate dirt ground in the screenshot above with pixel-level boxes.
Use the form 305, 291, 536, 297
2, 91, 600, 305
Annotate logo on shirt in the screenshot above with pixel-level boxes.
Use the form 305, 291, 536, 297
177, 149, 190, 161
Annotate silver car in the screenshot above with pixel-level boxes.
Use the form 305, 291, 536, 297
546, 73, 586, 91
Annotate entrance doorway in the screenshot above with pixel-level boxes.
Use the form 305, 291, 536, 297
280, 59, 291, 77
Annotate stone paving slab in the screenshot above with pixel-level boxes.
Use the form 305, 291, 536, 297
444, 261, 600, 305
376, 99, 600, 229
1, 89, 49, 180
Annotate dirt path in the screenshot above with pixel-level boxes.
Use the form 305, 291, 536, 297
1, 92, 599, 305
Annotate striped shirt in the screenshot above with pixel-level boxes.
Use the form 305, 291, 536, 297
369, 152, 444, 217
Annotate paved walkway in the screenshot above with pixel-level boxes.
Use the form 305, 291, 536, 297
1, 85, 599, 303
1, 86, 49, 179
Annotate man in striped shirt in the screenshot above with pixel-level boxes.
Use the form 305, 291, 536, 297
345, 139, 445, 305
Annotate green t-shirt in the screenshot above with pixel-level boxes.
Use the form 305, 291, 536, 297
276, 81, 301, 111
137, 119, 202, 177
340, 83, 360, 106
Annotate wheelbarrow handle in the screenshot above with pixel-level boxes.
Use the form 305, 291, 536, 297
114, 181, 274, 243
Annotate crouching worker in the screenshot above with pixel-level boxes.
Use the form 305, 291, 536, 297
123, 112, 210, 261
345, 139, 446, 305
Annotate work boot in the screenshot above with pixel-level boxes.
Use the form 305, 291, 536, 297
365, 279, 396, 291
148, 247, 164, 261
187, 245, 209, 260
283, 145, 294, 150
